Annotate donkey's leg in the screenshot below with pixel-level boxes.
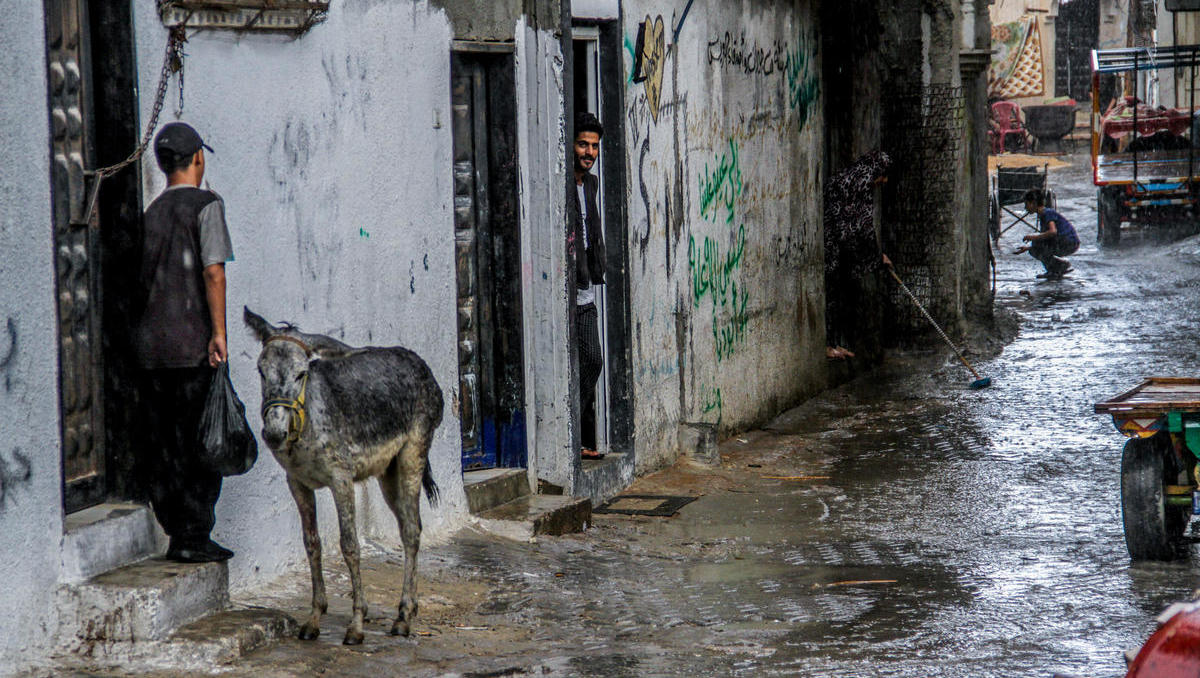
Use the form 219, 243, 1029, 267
385, 430, 430, 637
287, 478, 326, 641
330, 476, 366, 645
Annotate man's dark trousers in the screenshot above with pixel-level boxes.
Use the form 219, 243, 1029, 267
1030, 235, 1080, 273
138, 366, 222, 545
576, 303, 603, 451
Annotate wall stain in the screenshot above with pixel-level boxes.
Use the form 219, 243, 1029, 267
0, 318, 16, 392
0, 448, 32, 510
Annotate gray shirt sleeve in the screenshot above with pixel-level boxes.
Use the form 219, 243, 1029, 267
198, 197, 234, 267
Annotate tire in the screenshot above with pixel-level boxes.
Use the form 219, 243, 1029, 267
1121, 436, 1185, 561
1098, 188, 1121, 247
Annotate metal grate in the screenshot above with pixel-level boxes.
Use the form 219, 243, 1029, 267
881, 85, 965, 336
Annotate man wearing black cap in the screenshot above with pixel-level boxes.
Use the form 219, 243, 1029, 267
133, 122, 235, 563
571, 112, 606, 460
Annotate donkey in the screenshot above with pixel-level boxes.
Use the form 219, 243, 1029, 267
244, 307, 444, 644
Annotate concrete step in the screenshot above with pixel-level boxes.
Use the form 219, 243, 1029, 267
53, 556, 297, 672
61, 503, 164, 583
476, 494, 592, 541
464, 468, 531, 514
56, 558, 230, 647
51, 607, 296, 672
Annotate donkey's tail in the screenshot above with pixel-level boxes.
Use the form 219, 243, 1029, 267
422, 463, 440, 507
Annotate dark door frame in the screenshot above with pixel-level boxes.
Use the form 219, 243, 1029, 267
571, 19, 634, 457
451, 44, 528, 471
46, 0, 141, 513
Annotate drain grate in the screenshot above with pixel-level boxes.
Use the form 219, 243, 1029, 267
593, 495, 699, 516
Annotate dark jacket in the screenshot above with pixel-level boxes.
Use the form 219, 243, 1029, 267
570, 172, 606, 289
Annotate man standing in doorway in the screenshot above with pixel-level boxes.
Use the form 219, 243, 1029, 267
571, 112, 606, 460
133, 122, 235, 563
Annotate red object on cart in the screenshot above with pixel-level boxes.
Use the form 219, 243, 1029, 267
1125, 602, 1200, 677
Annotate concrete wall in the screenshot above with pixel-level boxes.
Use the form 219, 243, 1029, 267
620, 0, 824, 471
516, 14, 573, 491
0, 3, 66, 669
129, 1, 466, 592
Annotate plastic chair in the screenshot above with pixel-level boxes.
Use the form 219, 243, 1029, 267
991, 101, 1030, 153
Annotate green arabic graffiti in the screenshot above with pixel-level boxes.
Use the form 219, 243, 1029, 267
785, 39, 820, 132
689, 225, 750, 361
698, 139, 743, 223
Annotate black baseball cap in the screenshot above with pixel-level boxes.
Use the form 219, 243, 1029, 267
154, 122, 213, 157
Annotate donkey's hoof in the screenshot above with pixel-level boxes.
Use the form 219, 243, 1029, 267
298, 623, 320, 641
343, 629, 365, 645
390, 620, 411, 637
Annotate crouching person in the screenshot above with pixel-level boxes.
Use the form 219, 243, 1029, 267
132, 122, 235, 563
1015, 188, 1080, 280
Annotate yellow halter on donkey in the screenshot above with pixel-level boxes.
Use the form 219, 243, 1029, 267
261, 335, 313, 443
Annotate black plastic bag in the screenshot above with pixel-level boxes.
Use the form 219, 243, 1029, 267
197, 362, 258, 476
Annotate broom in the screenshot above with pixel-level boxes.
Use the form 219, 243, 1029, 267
887, 266, 992, 390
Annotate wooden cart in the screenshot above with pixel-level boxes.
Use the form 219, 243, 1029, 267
1095, 378, 1200, 560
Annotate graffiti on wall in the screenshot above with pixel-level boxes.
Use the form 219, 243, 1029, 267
705, 30, 821, 132
786, 39, 820, 131
689, 224, 749, 362
697, 139, 742, 224
0, 448, 32, 510
632, 16, 667, 123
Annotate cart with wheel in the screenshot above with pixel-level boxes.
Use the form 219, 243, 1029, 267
1090, 46, 1200, 247
1095, 378, 1200, 560
988, 164, 1055, 243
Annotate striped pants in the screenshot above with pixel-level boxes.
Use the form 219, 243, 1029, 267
575, 302, 603, 450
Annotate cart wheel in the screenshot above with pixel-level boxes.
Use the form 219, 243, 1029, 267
1121, 436, 1186, 561
1098, 188, 1121, 247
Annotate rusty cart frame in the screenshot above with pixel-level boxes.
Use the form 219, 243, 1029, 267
1095, 377, 1200, 560
1091, 45, 1200, 246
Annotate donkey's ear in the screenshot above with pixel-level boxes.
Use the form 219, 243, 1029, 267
243, 307, 275, 344
301, 332, 355, 359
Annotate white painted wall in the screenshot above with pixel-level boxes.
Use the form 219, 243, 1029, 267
620, 0, 824, 471
0, 4, 66, 671
129, 1, 467, 593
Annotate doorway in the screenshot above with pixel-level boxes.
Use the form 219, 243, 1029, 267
451, 50, 526, 471
571, 22, 634, 459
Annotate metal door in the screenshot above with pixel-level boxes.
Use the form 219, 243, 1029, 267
451, 52, 525, 471
45, 0, 106, 513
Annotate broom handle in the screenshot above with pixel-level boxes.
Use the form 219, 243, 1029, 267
887, 268, 983, 381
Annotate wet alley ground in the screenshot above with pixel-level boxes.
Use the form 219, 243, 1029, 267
57, 153, 1200, 677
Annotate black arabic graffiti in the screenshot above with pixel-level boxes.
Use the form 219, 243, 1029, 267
707, 32, 791, 76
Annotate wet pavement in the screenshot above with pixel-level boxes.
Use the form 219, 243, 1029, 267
61, 153, 1200, 677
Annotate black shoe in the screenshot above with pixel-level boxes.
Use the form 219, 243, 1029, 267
1036, 271, 1053, 279
166, 538, 234, 563
204, 540, 234, 560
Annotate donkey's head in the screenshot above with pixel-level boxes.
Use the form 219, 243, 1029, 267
244, 307, 352, 450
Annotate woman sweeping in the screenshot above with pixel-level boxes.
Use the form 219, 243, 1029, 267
823, 150, 893, 360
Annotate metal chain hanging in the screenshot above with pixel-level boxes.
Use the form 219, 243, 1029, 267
81, 26, 187, 225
